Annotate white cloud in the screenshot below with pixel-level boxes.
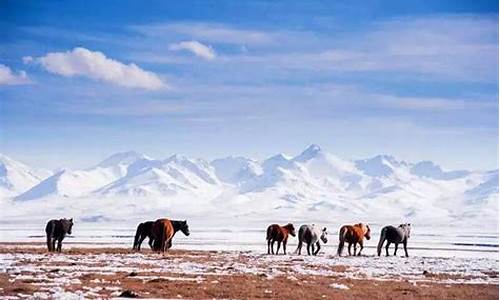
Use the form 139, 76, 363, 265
168, 40, 216, 60
0, 64, 30, 85
28, 47, 166, 90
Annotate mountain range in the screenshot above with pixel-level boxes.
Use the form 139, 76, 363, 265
1, 145, 497, 225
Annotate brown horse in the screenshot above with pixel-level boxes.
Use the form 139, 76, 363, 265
337, 223, 371, 256
266, 223, 296, 255
151, 219, 190, 252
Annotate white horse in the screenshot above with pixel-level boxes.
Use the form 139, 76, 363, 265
294, 224, 328, 256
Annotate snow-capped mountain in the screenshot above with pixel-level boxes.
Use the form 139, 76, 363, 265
15, 151, 148, 200
2, 145, 497, 226
0, 154, 52, 198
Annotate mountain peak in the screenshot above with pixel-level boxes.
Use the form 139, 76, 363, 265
294, 144, 323, 162
96, 151, 148, 168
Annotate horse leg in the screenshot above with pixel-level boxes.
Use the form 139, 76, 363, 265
353, 243, 357, 256
52, 239, 57, 252
358, 241, 364, 256
314, 242, 321, 256
57, 239, 62, 252
296, 240, 302, 255
385, 242, 390, 256
267, 239, 271, 254
348, 243, 352, 256
46, 237, 52, 252
403, 241, 409, 257
148, 238, 154, 250
271, 241, 275, 255
394, 243, 399, 256
307, 243, 311, 255
311, 243, 315, 256
276, 241, 281, 255
283, 240, 287, 255
137, 235, 147, 251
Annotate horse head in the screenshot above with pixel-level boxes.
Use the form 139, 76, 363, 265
399, 223, 411, 238
286, 223, 296, 237
180, 220, 190, 236
320, 227, 328, 243
62, 218, 73, 235
364, 224, 371, 240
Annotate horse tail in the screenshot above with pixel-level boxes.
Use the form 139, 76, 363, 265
159, 221, 166, 252
133, 223, 142, 250
45, 221, 53, 251
266, 226, 272, 241
294, 226, 305, 254
337, 226, 347, 256
377, 227, 387, 256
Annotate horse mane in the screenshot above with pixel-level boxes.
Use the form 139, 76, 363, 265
283, 223, 294, 231
170, 220, 184, 231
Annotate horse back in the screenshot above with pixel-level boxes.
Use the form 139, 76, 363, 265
45, 219, 60, 237
382, 225, 405, 243
267, 224, 285, 241
153, 219, 174, 241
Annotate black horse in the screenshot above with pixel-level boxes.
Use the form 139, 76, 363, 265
377, 223, 411, 257
133, 221, 155, 251
45, 218, 74, 252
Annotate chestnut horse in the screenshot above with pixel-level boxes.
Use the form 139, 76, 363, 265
337, 223, 371, 256
266, 223, 296, 255
151, 219, 190, 252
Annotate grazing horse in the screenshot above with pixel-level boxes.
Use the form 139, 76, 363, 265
337, 223, 371, 256
151, 219, 190, 252
45, 218, 73, 252
377, 223, 411, 257
266, 223, 296, 255
133, 221, 155, 251
294, 224, 328, 256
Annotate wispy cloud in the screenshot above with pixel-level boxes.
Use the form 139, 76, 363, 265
0, 64, 30, 85
131, 22, 275, 45
24, 47, 167, 90
169, 40, 216, 60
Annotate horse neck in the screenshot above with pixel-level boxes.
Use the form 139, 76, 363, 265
171, 220, 183, 234
282, 225, 292, 234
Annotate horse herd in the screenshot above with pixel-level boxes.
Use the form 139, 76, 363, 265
45, 218, 412, 257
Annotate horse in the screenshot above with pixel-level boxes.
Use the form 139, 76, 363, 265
337, 223, 371, 256
132, 221, 155, 251
294, 224, 328, 256
151, 219, 190, 252
377, 223, 411, 257
45, 218, 73, 252
266, 223, 296, 255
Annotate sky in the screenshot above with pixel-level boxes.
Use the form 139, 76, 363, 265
0, 0, 498, 170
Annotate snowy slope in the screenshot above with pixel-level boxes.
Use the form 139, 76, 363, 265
0, 154, 52, 198
15, 151, 148, 200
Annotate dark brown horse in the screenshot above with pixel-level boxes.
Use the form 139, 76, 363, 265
132, 221, 155, 251
151, 219, 190, 252
337, 223, 371, 256
45, 218, 73, 252
266, 223, 296, 255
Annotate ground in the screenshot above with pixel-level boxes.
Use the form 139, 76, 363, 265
0, 243, 498, 299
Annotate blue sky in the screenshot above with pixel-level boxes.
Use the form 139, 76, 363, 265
0, 0, 498, 170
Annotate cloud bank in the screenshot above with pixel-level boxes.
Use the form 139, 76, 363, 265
25, 47, 166, 90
